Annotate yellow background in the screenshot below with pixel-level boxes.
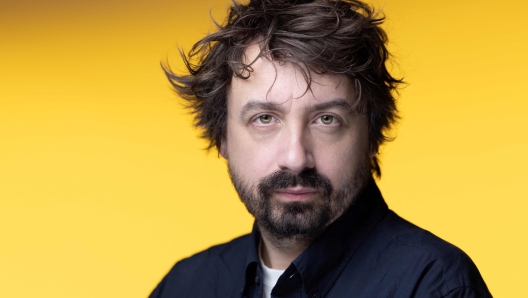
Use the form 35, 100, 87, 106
1, 0, 526, 296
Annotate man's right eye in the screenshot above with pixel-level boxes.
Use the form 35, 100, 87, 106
255, 114, 274, 124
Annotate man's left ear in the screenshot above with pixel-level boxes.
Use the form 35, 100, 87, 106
369, 144, 377, 159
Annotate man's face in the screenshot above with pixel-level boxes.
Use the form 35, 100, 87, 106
222, 45, 371, 240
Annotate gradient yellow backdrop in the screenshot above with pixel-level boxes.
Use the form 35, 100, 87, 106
1, 0, 526, 297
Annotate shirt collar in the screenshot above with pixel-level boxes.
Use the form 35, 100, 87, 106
293, 178, 389, 296
243, 178, 389, 296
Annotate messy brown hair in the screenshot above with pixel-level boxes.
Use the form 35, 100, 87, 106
164, 0, 402, 177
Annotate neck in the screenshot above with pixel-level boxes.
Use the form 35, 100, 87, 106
258, 226, 317, 270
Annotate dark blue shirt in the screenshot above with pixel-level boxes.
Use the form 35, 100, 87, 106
150, 180, 491, 298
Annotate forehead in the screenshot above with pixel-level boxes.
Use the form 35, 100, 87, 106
228, 43, 356, 107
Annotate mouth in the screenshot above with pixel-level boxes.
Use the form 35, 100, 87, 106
273, 188, 319, 202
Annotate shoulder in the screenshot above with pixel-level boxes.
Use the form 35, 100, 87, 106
149, 234, 252, 298
379, 210, 465, 258
373, 210, 491, 297
171, 233, 251, 274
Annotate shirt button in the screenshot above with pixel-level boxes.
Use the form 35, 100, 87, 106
312, 292, 321, 298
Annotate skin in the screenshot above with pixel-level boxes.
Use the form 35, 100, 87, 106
221, 44, 371, 270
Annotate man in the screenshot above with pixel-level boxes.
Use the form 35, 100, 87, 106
151, 0, 491, 297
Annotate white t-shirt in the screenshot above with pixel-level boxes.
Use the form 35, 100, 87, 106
259, 255, 285, 298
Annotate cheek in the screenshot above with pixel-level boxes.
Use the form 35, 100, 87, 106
313, 133, 369, 186
226, 127, 277, 185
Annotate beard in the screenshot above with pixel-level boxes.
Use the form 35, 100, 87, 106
228, 161, 370, 240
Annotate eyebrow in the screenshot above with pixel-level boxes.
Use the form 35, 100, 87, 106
239, 99, 357, 121
309, 99, 356, 114
240, 101, 285, 121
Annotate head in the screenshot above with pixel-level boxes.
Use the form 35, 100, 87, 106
164, 0, 401, 239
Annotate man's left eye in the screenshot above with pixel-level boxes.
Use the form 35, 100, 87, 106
317, 115, 339, 125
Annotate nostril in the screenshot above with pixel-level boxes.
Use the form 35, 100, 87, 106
276, 131, 315, 173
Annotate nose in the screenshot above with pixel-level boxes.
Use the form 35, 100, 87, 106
276, 127, 315, 174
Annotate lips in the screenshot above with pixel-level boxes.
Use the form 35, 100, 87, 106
274, 188, 319, 202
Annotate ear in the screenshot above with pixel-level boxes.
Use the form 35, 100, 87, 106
219, 138, 228, 159
369, 144, 377, 159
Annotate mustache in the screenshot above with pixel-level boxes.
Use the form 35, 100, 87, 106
257, 169, 333, 199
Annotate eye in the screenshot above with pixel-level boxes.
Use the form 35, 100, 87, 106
255, 114, 274, 124
317, 115, 339, 125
